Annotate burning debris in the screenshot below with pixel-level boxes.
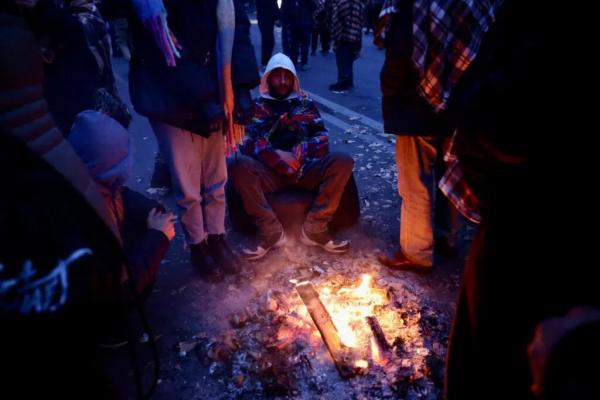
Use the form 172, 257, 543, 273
191, 248, 453, 399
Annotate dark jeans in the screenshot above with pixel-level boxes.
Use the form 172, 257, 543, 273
257, 16, 276, 66
311, 27, 331, 53
335, 41, 355, 85
282, 22, 312, 65
229, 152, 354, 235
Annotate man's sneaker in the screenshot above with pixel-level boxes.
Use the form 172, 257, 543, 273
329, 82, 353, 93
300, 228, 350, 253
242, 230, 286, 260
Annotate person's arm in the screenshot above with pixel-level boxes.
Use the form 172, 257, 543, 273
231, 0, 260, 123
120, 188, 173, 296
241, 103, 298, 176
289, 99, 329, 161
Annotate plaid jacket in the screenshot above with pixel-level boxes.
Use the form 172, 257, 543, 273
240, 95, 329, 177
376, 0, 503, 111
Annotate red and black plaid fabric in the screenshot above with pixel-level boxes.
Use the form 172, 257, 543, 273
376, 0, 502, 111
438, 132, 482, 224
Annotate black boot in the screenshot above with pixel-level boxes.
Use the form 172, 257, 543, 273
190, 241, 224, 282
207, 234, 241, 274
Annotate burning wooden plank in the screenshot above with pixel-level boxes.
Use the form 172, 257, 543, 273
296, 282, 357, 378
366, 315, 392, 364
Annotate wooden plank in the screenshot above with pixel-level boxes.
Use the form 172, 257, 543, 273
366, 315, 392, 356
296, 282, 356, 379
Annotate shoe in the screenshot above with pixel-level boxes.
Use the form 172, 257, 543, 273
329, 82, 353, 93
301, 63, 311, 71
377, 251, 432, 274
242, 230, 286, 260
207, 234, 241, 274
300, 227, 350, 253
190, 241, 224, 282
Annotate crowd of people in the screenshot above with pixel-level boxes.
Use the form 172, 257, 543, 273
1, 0, 597, 399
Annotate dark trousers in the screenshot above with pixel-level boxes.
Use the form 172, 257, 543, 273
311, 26, 331, 53
257, 16, 276, 66
229, 152, 354, 235
335, 41, 355, 85
282, 22, 312, 66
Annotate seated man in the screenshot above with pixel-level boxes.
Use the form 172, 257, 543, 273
229, 53, 354, 260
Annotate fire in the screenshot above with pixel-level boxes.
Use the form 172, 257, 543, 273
354, 359, 369, 369
317, 274, 388, 349
370, 337, 381, 363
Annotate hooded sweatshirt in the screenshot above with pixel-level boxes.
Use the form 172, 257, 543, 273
240, 53, 329, 177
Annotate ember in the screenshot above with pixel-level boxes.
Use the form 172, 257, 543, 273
195, 250, 452, 399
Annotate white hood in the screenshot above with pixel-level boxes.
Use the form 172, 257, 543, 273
259, 53, 302, 100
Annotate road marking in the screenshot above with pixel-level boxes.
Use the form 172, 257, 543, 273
305, 90, 384, 133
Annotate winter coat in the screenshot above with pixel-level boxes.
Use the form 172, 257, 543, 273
379, 0, 447, 136
240, 53, 328, 177
68, 110, 170, 297
128, 0, 260, 136
281, 0, 315, 26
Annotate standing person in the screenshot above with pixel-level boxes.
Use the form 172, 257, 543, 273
127, 0, 260, 282
329, 0, 363, 92
281, 0, 315, 70
375, 0, 450, 273
256, 0, 279, 70
438, 1, 598, 399
18, 0, 120, 135
310, 0, 331, 55
0, 4, 136, 397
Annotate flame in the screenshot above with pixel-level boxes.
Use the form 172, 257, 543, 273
354, 359, 369, 369
370, 337, 381, 363
356, 274, 372, 297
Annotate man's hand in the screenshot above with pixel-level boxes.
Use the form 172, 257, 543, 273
527, 307, 600, 396
275, 150, 300, 172
147, 208, 177, 241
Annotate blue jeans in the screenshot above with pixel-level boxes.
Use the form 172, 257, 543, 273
396, 135, 438, 267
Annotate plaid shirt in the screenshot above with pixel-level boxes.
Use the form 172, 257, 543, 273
376, 0, 503, 111
240, 95, 329, 177
438, 132, 482, 224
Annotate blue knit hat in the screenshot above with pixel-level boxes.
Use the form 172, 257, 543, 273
68, 110, 133, 190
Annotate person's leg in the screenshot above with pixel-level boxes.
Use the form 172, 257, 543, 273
228, 155, 285, 237
333, 41, 353, 88
321, 27, 331, 53
290, 23, 301, 66
258, 16, 275, 66
282, 22, 293, 59
150, 120, 224, 280
297, 152, 354, 234
150, 120, 205, 244
199, 132, 227, 237
229, 155, 287, 259
200, 132, 243, 273
396, 135, 437, 267
299, 24, 312, 66
311, 27, 319, 54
